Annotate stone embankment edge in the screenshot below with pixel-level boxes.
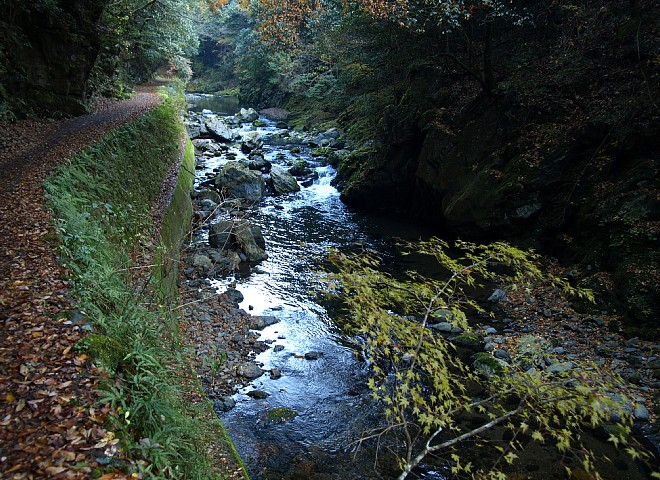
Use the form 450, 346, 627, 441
155, 128, 250, 479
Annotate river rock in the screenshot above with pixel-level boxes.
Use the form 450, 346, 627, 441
473, 352, 509, 378
185, 117, 208, 139
250, 315, 279, 330
209, 220, 235, 249
237, 362, 263, 379
234, 221, 268, 261
225, 287, 244, 305
193, 254, 213, 272
213, 396, 236, 412
270, 368, 282, 379
214, 161, 265, 201
240, 131, 263, 153
429, 308, 454, 323
247, 390, 269, 399
488, 289, 507, 302
304, 351, 323, 360
243, 155, 271, 173
268, 165, 300, 195
205, 117, 238, 142
429, 322, 453, 332
312, 128, 341, 147
251, 224, 266, 250
237, 107, 259, 123
196, 189, 222, 204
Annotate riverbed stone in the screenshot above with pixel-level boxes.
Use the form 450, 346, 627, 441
429, 322, 453, 332
237, 107, 259, 123
268, 165, 301, 195
192, 254, 213, 272
247, 390, 269, 399
241, 130, 263, 153
234, 221, 268, 262
250, 315, 280, 330
237, 362, 263, 379
214, 161, 265, 201
304, 351, 323, 360
209, 220, 235, 249
205, 117, 238, 142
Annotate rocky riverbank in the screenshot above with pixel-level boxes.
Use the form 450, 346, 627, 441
176, 101, 658, 477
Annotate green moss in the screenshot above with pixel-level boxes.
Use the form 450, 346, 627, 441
311, 146, 333, 157
452, 332, 480, 345
154, 138, 194, 299
45, 89, 246, 479
77, 334, 129, 374
266, 407, 298, 423
473, 352, 507, 377
252, 119, 267, 127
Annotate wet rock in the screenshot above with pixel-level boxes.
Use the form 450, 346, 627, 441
488, 289, 507, 302
250, 315, 280, 330
247, 390, 269, 399
234, 221, 268, 262
429, 322, 453, 332
237, 362, 263, 379
493, 349, 512, 363
273, 345, 285, 352
240, 131, 263, 153
213, 396, 236, 412
225, 287, 244, 305
243, 155, 271, 173
268, 165, 301, 195
209, 220, 234, 249
270, 368, 282, 379
193, 254, 213, 272
205, 117, 239, 142
237, 107, 259, 123
214, 161, 265, 201
264, 407, 297, 425
304, 351, 323, 360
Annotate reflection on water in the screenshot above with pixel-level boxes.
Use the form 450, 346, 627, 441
186, 93, 241, 115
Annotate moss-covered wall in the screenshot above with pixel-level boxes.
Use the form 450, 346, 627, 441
155, 138, 195, 299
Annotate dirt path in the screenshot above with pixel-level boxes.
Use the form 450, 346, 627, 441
0, 86, 162, 479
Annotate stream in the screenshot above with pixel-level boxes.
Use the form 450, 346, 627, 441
186, 94, 440, 479
183, 95, 656, 480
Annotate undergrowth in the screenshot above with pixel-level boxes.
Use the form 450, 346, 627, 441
45, 88, 244, 479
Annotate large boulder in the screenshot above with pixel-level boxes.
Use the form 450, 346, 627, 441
214, 161, 265, 201
209, 220, 235, 249
268, 165, 300, 195
205, 117, 238, 142
240, 131, 263, 153
237, 108, 259, 123
234, 221, 267, 262
208, 220, 267, 262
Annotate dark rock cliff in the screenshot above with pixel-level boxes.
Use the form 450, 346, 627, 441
341, 4, 659, 335
1, 1, 107, 115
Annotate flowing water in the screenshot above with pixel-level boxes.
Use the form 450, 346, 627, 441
186, 95, 442, 479
186, 95, 657, 480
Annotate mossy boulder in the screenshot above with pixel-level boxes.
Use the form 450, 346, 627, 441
472, 352, 509, 378
265, 407, 298, 424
